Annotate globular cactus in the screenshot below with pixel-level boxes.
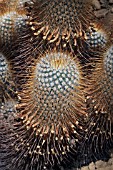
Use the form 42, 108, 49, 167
0, 99, 18, 170
0, 50, 17, 105
0, 0, 28, 45
1, 49, 88, 170
85, 23, 109, 49
86, 44, 113, 115
81, 44, 113, 164
0, 99, 17, 120
0, 52, 11, 82
25, 0, 94, 53
104, 45, 113, 106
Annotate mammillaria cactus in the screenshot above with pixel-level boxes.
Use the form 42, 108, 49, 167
85, 23, 109, 49
25, 0, 94, 53
0, 0, 28, 45
0, 50, 88, 170
0, 0, 113, 170
80, 43, 113, 166
0, 48, 17, 106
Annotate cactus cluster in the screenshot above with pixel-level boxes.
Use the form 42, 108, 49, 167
0, 0, 113, 170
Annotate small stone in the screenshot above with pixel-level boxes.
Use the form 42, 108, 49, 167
109, 0, 113, 4
92, 0, 101, 9
88, 162, 96, 170
95, 160, 104, 168
94, 9, 108, 18
111, 7, 113, 13
108, 157, 113, 165
81, 166, 89, 170
96, 160, 108, 168
100, 0, 106, 4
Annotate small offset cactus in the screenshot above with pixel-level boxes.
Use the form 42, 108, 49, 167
85, 23, 109, 49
